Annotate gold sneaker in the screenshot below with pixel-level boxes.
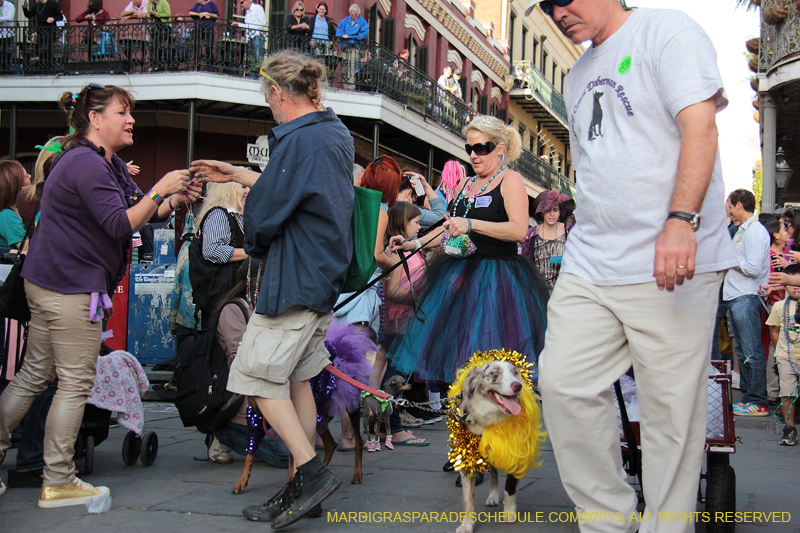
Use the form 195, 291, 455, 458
38, 477, 110, 508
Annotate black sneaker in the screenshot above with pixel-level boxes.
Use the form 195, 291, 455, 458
779, 425, 798, 446
271, 455, 341, 530
243, 482, 292, 522
7, 469, 43, 489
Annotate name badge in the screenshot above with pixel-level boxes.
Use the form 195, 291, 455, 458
475, 196, 492, 208
550, 255, 563, 264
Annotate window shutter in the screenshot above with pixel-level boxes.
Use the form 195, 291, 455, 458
497, 108, 507, 122
381, 18, 395, 51
478, 94, 488, 115
417, 46, 428, 75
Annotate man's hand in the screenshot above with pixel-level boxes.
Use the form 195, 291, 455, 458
653, 218, 697, 292
190, 159, 238, 183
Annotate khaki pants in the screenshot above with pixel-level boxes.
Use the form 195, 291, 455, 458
0, 281, 102, 486
540, 272, 723, 533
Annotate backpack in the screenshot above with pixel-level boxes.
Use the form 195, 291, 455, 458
189, 207, 245, 326
173, 299, 248, 433
341, 186, 381, 293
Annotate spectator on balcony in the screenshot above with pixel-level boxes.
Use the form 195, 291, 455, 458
232, 0, 266, 77
22, 0, 62, 67
309, 1, 334, 55
452, 69, 463, 100
0, 0, 16, 64
437, 66, 457, 96
189, 0, 219, 69
284, 1, 310, 50
77, 0, 114, 58
121, 0, 148, 20
148, 0, 171, 69
336, 4, 368, 90
148, 0, 171, 24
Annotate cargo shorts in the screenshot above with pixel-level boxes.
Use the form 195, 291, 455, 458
227, 306, 333, 400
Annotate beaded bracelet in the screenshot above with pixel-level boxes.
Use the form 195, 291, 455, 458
467, 218, 472, 233
146, 189, 164, 206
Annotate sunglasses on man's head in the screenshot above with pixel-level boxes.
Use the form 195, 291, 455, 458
465, 142, 496, 156
525, 0, 573, 17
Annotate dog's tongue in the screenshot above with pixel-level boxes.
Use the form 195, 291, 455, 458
500, 395, 521, 416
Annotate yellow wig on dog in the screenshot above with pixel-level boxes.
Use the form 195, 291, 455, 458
446, 349, 546, 479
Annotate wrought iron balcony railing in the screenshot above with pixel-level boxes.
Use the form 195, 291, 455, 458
759, 7, 800, 72
510, 59, 568, 124
0, 21, 571, 192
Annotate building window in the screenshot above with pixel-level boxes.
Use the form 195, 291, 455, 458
518, 123, 526, 145
552, 60, 558, 86
368, 4, 380, 44
509, 13, 516, 62
478, 94, 488, 115
417, 45, 428, 75
561, 71, 566, 94
541, 49, 548, 75
406, 35, 417, 68
532, 37, 538, 70
381, 18, 395, 52
472, 87, 480, 109
529, 134, 534, 153
521, 27, 527, 61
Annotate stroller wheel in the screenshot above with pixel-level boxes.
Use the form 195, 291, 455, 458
140, 431, 158, 467
83, 436, 95, 476
122, 430, 140, 466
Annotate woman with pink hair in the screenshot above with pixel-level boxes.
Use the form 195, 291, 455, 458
436, 159, 465, 205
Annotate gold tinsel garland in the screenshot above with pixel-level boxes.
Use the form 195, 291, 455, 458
446, 349, 535, 479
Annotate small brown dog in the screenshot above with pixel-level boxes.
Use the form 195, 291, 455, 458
361, 375, 411, 452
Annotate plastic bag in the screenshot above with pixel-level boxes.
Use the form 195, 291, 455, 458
86, 493, 112, 514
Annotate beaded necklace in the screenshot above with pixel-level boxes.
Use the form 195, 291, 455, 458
782, 297, 800, 375
451, 165, 507, 219
36, 0, 48, 14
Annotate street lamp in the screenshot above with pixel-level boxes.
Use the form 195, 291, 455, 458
776, 147, 793, 189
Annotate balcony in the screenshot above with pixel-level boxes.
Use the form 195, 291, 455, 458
759, 7, 800, 74
0, 22, 570, 195
508, 60, 569, 144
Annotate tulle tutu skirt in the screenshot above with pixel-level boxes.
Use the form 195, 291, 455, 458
386, 254, 549, 383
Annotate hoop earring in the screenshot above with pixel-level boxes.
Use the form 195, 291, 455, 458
498, 153, 506, 163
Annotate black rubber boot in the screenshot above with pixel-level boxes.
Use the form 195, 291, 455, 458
271, 455, 341, 530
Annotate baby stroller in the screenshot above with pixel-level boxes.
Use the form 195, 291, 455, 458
74, 349, 159, 475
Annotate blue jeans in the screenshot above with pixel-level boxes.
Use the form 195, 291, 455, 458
248, 35, 265, 71
214, 421, 289, 468
711, 299, 731, 361
727, 295, 768, 407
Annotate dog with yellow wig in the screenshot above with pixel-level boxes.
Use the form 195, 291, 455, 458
446, 350, 546, 533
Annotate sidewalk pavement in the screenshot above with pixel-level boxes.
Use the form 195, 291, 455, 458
2, 402, 799, 533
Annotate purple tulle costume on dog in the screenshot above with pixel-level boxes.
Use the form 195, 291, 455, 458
246, 319, 376, 452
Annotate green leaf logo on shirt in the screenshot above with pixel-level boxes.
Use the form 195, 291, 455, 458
618, 55, 632, 75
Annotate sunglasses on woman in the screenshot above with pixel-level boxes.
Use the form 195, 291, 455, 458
465, 142, 497, 156
525, 0, 573, 17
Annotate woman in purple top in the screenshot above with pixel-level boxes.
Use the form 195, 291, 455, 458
0, 84, 201, 508
189, 0, 219, 68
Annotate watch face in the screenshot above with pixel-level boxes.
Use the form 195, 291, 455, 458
691, 214, 701, 231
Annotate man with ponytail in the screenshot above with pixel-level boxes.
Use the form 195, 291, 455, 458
190, 50, 353, 528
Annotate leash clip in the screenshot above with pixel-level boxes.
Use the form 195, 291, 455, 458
393, 398, 408, 407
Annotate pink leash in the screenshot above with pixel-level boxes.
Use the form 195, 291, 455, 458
324, 363, 391, 400
261, 364, 391, 436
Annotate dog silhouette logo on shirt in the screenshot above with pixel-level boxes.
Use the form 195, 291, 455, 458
588, 91, 604, 141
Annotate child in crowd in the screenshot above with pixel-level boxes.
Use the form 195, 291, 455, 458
766, 263, 800, 446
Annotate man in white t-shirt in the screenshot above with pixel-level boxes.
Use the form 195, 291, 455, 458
525, 0, 737, 529
232, 0, 266, 76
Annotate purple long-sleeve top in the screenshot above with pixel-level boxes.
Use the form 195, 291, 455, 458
23, 140, 148, 296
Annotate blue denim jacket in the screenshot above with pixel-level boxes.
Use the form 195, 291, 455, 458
244, 107, 354, 317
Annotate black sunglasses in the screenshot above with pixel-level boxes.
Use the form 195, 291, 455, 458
465, 142, 496, 156
538, 0, 573, 16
